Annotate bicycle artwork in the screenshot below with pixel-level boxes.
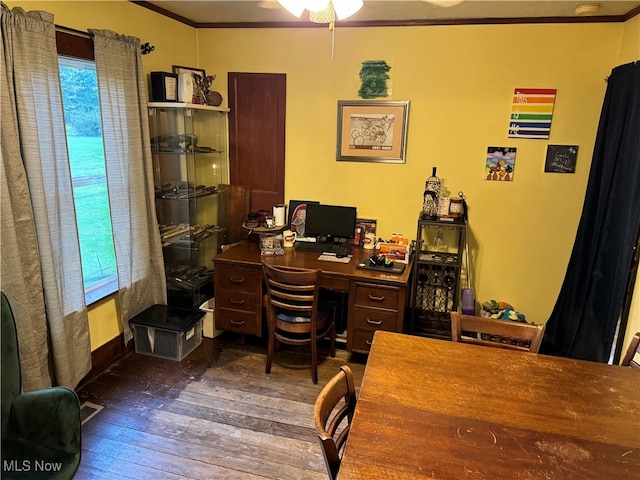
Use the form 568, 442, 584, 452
349, 114, 394, 148
337, 100, 410, 163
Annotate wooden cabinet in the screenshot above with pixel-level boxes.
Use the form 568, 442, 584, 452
347, 281, 406, 353
214, 263, 262, 336
410, 217, 466, 339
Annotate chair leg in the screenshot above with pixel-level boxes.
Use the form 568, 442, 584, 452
311, 336, 318, 384
329, 322, 336, 358
266, 322, 274, 375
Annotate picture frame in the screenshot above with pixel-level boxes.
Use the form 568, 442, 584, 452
288, 199, 319, 239
544, 145, 578, 173
172, 65, 207, 104
352, 218, 377, 246
337, 100, 410, 163
172, 65, 206, 80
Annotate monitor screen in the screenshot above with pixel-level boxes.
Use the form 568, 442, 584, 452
304, 204, 357, 242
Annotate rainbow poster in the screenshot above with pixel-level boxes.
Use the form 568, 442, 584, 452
508, 88, 557, 139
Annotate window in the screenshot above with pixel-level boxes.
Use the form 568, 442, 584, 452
57, 32, 117, 304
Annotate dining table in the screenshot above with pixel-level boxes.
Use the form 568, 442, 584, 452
338, 330, 640, 479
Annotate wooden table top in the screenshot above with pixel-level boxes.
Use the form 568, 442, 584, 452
214, 241, 413, 288
338, 331, 640, 480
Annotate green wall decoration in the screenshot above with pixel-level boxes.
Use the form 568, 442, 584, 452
358, 60, 391, 99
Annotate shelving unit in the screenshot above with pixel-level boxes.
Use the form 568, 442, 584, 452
410, 216, 466, 340
148, 102, 230, 309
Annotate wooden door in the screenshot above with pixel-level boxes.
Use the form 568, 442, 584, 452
228, 73, 286, 213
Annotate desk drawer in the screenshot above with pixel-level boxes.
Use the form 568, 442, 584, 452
350, 329, 376, 353
352, 306, 398, 332
216, 308, 260, 335
216, 289, 256, 312
217, 264, 260, 293
353, 283, 400, 311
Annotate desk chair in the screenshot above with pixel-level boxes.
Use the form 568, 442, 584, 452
621, 332, 640, 367
450, 311, 545, 353
1, 292, 82, 479
313, 365, 357, 480
262, 264, 336, 384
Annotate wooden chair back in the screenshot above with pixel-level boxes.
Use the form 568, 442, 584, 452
621, 332, 640, 367
313, 365, 357, 480
262, 264, 322, 335
450, 312, 545, 353
262, 263, 336, 383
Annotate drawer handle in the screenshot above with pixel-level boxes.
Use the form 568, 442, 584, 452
365, 340, 373, 345
366, 318, 382, 326
230, 277, 246, 284
230, 319, 246, 326
230, 299, 246, 306
368, 294, 385, 302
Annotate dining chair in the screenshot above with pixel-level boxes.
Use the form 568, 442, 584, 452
620, 332, 640, 367
313, 365, 357, 480
262, 263, 336, 384
450, 311, 546, 353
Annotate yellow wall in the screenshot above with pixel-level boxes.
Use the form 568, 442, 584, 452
7, 1, 639, 354
197, 23, 621, 325
619, 13, 640, 64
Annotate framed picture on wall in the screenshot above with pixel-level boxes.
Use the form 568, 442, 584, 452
544, 145, 578, 173
336, 100, 410, 163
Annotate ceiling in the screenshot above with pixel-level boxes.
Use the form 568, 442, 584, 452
132, 0, 640, 27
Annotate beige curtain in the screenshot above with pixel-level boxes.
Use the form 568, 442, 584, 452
0, 4, 91, 390
90, 29, 166, 343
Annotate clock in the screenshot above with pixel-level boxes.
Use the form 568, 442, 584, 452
149, 72, 178, 102
177, 73, 194, 103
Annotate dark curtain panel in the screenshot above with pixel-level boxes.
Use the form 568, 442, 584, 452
541, 61, 640, 362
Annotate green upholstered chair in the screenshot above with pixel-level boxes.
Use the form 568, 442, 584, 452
1, 292, 82, 479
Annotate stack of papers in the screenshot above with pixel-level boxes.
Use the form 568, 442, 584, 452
317, 253, 352, 263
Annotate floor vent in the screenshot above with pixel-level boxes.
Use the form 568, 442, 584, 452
80, 401, 104, 425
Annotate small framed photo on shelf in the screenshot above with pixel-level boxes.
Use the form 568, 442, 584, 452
172, 65, 206, 80
172, 65, 207, 104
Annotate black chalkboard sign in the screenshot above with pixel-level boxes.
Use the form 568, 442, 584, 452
545, 145, 578, 173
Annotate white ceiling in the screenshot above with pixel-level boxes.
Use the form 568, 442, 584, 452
134, 0, 640, 26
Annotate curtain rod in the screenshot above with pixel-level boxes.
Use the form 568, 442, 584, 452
55, 24, 91, 38
54, 24, 155, 54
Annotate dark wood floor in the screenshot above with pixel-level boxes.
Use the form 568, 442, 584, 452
76, 334, 367, 479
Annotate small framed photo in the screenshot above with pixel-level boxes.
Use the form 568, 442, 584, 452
172, 65, 206, 80
288, 199, 319, 239
545, 145, 578, 173
336, 100, 410, 163
353, 218, 377, 246
172, 65, 207, 103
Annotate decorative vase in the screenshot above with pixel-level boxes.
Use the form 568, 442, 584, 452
421, 166, 441, 219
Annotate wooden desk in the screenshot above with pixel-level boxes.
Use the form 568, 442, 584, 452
213, 242, 413, 352
339, 330, 640, 479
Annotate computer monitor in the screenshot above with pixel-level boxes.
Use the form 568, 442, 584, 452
304, 203, 357, 243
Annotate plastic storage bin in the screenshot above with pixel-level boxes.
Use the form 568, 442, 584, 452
129, 304, 204, 361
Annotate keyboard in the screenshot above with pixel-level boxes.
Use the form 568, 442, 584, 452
295, 242, 352, 257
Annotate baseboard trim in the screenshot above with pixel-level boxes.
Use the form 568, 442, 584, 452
78, 334, 133, 388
